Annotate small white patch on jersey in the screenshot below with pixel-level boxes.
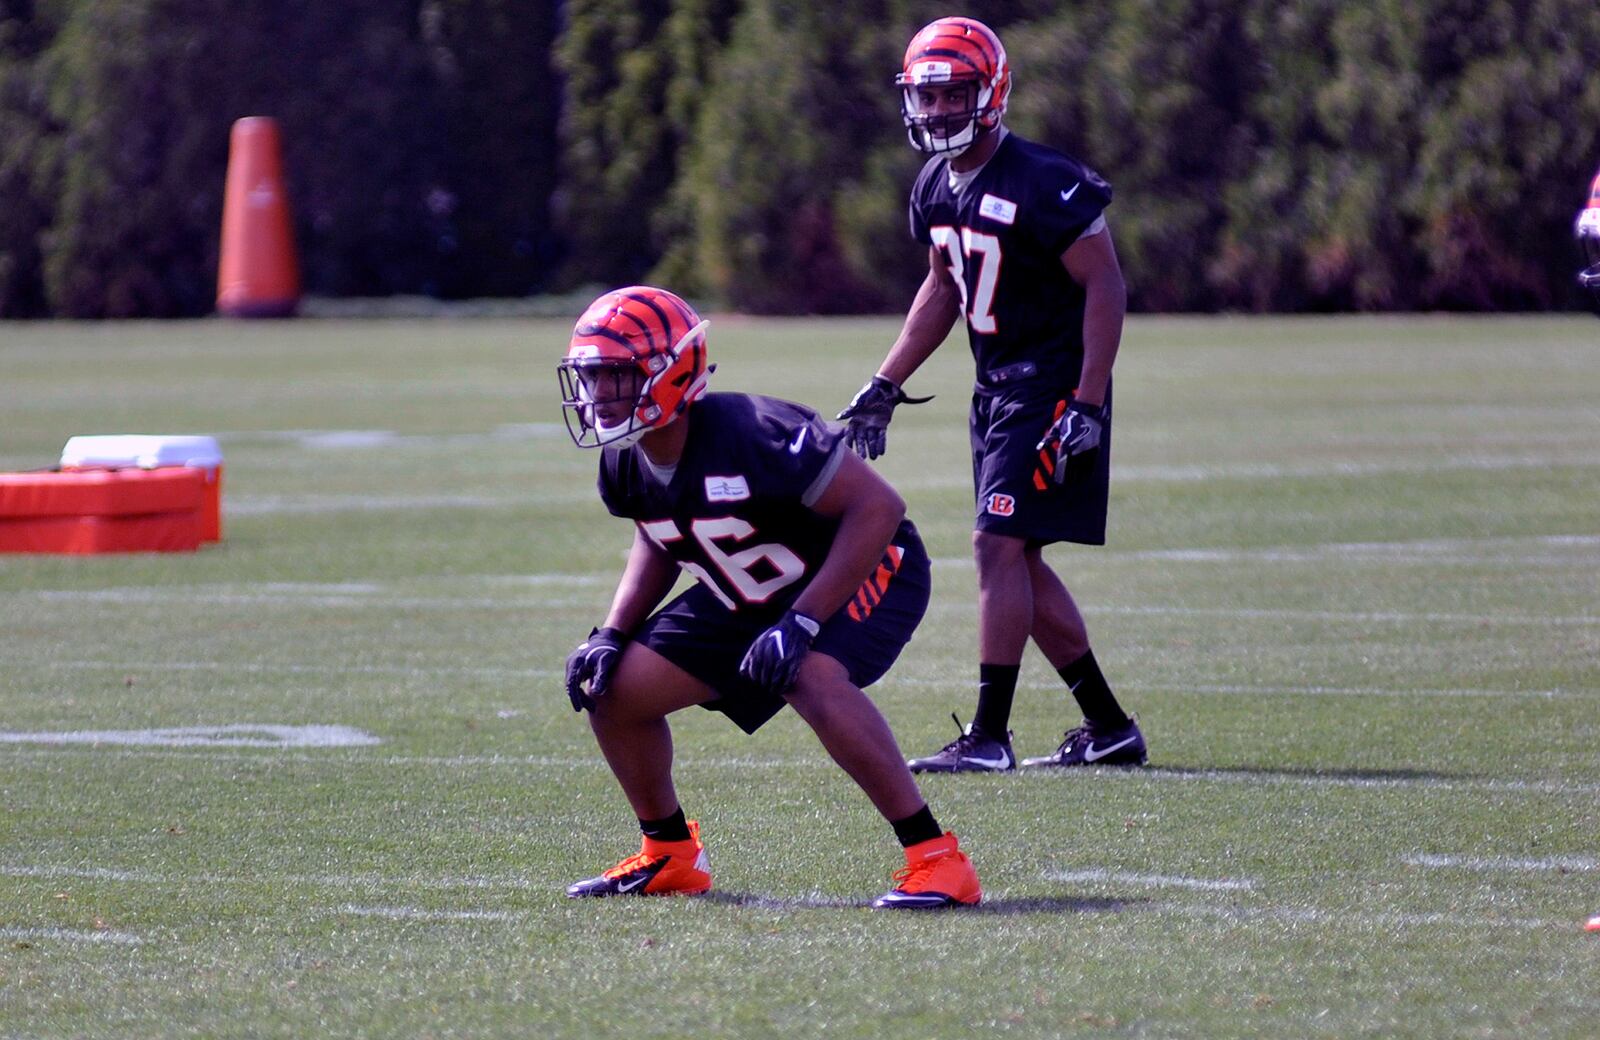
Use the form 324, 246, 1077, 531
705, 475, 751, 502
1577, 208, 1600, 235
978, 193, 1017, 226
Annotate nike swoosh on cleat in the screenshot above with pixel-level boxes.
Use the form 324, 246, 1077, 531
1082, 736, 1138, 762
959, 752, 1012, 770
615, 874, 650, 893
876, 892, 958, 908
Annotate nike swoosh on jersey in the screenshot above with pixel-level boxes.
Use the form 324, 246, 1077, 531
1060, 183, 1080, 203
1082, 736, 1138, 762
788, 427, 808, 454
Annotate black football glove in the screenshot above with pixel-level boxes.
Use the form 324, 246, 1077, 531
565, 626, 628, 711
1036, 399, 1105, 485
836, 376, 933, 460
738, 609, 822, 694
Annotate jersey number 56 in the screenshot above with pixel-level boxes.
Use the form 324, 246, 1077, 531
641, 517, 806, 610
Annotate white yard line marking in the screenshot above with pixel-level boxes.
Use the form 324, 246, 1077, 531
213, 425, 568, 448
5, 658, 1586, 702
1, 926, 142, 946
901, 454, 1600, 490
1150, 682, 1582, 700
1045, 870, 1256, 892
5, 746, 1600, 799
228, 494, 568, 516
1134, 769, 1600, 797
328, 905, 523, 923
2, 864, 537, 891
0, 725, 380, 749
1160, 904, 1562, 932
18, 654, 604, 680
3, 866, 144, 882
9, 658, 563, 681
1405, 854, 1600, 873
936, 534, 1600, 568
8, 586, 1594, 625
18, 589, 599, 610
1, 866, 1571, 934
920, 600, 1600, 626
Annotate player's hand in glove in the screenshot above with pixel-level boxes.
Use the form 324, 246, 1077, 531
836, 376, 933, 460
565, 627, 628, 711
1036, 399, 1105, 485
738, 610, 822, 694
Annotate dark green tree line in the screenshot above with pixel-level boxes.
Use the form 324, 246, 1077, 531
2, 0, 1597, 317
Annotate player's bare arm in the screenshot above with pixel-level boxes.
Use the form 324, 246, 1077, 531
601, 525, 682, 634
787, 451, 907, 623
879, 246, 963, 386
1061, 224, 1126, 408
837, 248, 955, 459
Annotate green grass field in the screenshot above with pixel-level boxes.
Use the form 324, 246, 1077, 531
2, 315, 1598, 1039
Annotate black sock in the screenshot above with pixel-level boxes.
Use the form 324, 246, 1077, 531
1057, 649, 1130, 728
890, 804, 942, 848
973, 663, 1020, 738
638, 807, 691, 843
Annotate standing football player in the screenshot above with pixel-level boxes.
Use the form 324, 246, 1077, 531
558, 285, 981, 909
838, 16, 1146, 773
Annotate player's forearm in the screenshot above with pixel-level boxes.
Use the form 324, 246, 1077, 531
602, 539, 679, 634
1074, 269, 1126, 407
879, 272, 960, 387
789, 496, 905, 624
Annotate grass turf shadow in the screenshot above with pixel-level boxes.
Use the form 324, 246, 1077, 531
701, 891, 1137, 915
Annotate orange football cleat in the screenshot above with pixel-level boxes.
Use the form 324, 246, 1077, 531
566, 820, 712, 898
873, 832, 981, 909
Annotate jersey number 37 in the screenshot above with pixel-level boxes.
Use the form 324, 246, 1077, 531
931, 225, 1001, 334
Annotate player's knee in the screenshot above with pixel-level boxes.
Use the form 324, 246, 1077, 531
783, 655, 856, 720
973, 529, 1026, 572
587, 680, 662, 725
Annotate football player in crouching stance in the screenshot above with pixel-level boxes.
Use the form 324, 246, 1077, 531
557, 285, 981, 909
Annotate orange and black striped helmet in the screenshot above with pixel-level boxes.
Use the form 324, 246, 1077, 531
896, 17, 1010, 155
1579, 166, 1600, 311
559, 286, 712, 448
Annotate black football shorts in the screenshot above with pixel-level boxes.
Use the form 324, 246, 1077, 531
969, 381, 1111, 545
635, 522, 932, 734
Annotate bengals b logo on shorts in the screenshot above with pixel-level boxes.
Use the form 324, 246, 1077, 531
985, 493, 1015, 516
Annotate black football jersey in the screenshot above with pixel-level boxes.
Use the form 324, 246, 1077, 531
910, 132, 1111, 389
597, 393, 849, 619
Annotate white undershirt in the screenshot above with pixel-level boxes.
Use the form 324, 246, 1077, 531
946, 127, 1008, 196
638, 450, 676, 485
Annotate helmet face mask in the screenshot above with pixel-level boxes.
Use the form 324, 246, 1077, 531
896, 17, 1010, 156
902, 80, 988, 155
558, 286, 711, 449
559, 358, 652, 447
